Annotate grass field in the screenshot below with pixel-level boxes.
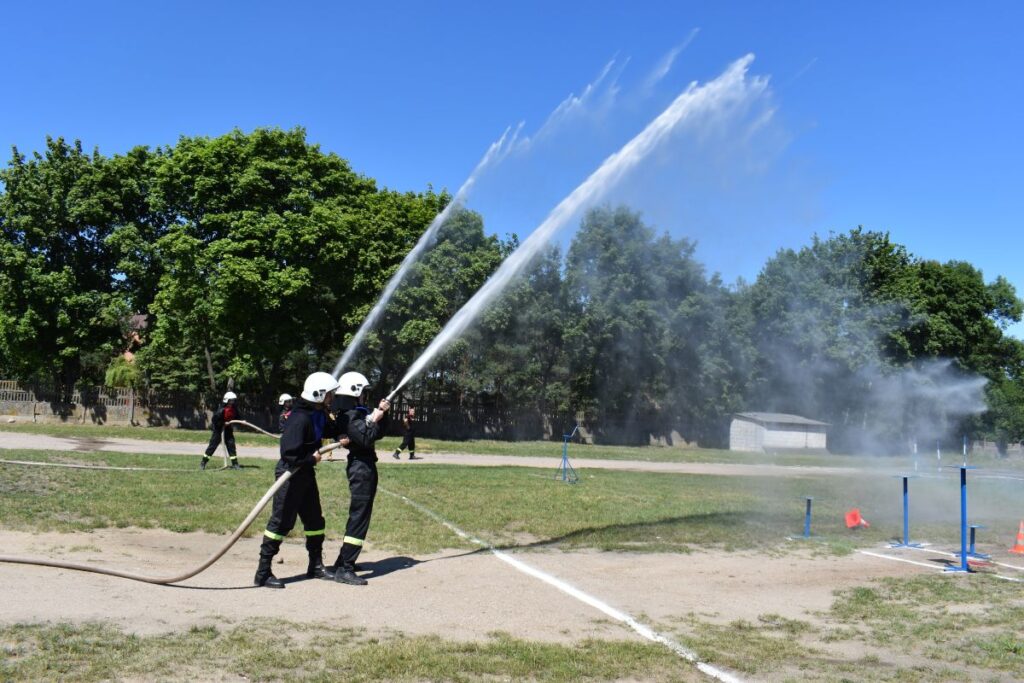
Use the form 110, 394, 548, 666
2, 430, 1024, 681
0, 621, 696, 682
2, 447, 1022, 557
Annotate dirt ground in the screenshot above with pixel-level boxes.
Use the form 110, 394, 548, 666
0, 527, 927, 642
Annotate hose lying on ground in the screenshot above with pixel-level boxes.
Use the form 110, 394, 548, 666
0, 441, 343, 585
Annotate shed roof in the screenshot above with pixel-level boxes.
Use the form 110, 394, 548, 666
734, 412, 830, 427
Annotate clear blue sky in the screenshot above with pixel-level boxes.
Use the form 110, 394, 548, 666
4, 1, 1022, 335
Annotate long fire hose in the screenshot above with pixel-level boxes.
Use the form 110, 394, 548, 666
0, 440, 343, 585
226, 419, 279, 438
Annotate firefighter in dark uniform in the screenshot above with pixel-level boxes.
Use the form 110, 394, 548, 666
201, 391, 241, 470
277, 393, 293, 433
253, 372, 346, 589
391, 406, 419, 460
326, 371, 390, 585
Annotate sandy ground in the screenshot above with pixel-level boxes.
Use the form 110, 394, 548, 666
0, 527, 931, 643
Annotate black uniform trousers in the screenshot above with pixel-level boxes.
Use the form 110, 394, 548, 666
398, 430, 415, 454
336, 458, 378, 570
259, 461, 326, 560
204, 425, 237, 458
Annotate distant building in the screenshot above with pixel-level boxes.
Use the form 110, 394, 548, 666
729, 412, 829, 453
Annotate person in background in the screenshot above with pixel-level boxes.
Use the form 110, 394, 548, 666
391, 406, 420, 460
278, 393, 294, 433
201, 391, 241, 470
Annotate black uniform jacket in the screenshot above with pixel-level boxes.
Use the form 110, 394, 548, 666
344, 406, 389, 463
212, 404, 238, 429
279, 399, 343, 471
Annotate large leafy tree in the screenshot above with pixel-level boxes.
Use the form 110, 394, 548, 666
468, 243, 573, 435
741, 230, 914, 425
0, 138, 138, 399
138, 127, 446, 402
353, 207, 505, 398
562, 206, 732, 444
741, 229, 1024, 452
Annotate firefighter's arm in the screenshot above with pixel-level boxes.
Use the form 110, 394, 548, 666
369, 398, 391, 424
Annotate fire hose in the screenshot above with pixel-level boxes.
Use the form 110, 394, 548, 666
0, 440, 343, 585
226, 419, 279, 438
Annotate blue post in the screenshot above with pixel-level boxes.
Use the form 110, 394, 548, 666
945, 466, 974, 573
890, 476, 922, 548
803, 497, 813, 538
968, 525, 990, 559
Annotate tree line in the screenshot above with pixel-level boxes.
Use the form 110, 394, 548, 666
2, 128, 1022, 450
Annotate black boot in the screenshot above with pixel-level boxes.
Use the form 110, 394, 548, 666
307, 551, 326, 579
392, 450, 401, 460
254, 558, 284, 589
200, 457, 208, 470
334, 568, 368, 585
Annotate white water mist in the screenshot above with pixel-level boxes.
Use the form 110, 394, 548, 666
388, 54, 768, 400
332, 124, 522, 377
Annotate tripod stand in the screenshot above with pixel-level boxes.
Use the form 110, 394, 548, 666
555, 424, 580, 484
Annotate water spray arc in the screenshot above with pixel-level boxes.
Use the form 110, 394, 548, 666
384, 54, 766, 402
331, 125, 522, 378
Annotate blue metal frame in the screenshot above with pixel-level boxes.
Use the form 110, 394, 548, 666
968, 524, 990, 560
555, 425, 580, 484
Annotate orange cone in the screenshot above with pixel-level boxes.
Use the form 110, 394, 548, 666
845, 508, 870, 529
1009, 521, 1024, 554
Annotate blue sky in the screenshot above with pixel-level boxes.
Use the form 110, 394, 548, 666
4, 1, 1022, 335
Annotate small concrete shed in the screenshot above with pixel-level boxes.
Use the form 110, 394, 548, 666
729, 412, 829, 453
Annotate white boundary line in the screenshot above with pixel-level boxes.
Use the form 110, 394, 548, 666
380, 487, 743, 683
858, 549, 1024, 583
857, 550, 943, 570
899, 543, 1024, 572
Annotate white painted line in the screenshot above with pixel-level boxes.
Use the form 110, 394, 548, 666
380, 486, 742, 683
899, 543, 1024, 572
860, 550, 1024, 582
991, 573, 1024, 583
858, 550, 943, 571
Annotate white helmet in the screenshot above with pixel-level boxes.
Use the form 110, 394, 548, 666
223, 391, 237, 402
337, 371, 370, 397
301, 372, 340, 403
278, 393, 293, 406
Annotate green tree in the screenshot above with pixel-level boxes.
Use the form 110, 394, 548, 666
469, 243, 572, 435
354, 207, 505, 398
0, 138, 132, 399
138, 127, 446, 402
562, 206, 732, 445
